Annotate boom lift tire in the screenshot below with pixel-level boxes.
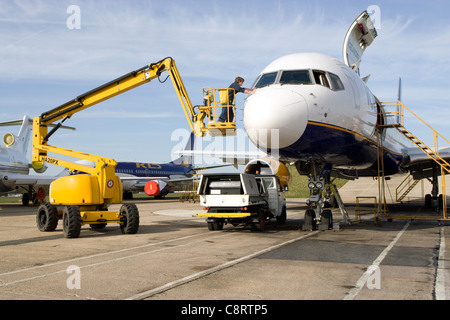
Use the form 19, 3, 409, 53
63, 206, 82, 239
36, 203, 59, 232
119, 203, 139, 234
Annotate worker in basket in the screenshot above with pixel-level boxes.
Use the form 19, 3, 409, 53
218, 76, 255, 123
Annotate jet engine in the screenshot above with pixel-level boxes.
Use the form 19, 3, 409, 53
31, 161, 48, 174
144, 180, 170, 197
244, 158, 291, 189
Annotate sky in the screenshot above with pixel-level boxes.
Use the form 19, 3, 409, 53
1, 0, 450, 175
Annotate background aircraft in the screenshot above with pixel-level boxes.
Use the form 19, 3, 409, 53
61, 133, 229, 199
118, 133, 229, 199
0, 116, 73, 205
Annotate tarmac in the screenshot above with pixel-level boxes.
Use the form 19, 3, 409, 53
0, 175, 449, 303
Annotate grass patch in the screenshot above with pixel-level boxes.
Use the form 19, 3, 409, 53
285, 166, 348, 198
0, 196, 22, 204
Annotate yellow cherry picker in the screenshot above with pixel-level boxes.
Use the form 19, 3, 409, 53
33, 57, 236, 238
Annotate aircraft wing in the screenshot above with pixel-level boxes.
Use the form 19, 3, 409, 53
402, 147, 450, 179
173, 150, 269, 168
0, 172, 56, 189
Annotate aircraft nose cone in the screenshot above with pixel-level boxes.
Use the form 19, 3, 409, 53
243, 87, 308, 150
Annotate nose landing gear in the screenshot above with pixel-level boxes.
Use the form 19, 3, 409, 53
299, 161, 350, 231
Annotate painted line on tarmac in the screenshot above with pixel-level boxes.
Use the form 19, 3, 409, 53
0, 232, 212, 278
435, 227, 447, 300
0, 232, 235, 287
343, 221, 410, 300
126, 230, 320, 300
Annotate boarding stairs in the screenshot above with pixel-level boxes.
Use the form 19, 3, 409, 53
379, 101, 450, 175
395, 174, 420, 202
376, 100, 449, 219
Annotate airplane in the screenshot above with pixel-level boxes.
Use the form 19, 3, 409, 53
177, 10, 450, 229
0, 115, 74, 205
60, 133, 229, 199
118, 133, 213, 199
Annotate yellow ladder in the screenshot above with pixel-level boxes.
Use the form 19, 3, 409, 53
355, 196, 378, 223
396, 174, 420, 202
378, 100, 449, 219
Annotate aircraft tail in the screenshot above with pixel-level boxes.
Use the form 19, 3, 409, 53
0, 115, 76, 155
172, 132, 195, 166
0, 115, 32, 154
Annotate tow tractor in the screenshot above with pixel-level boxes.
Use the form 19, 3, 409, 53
196, 173, 287, 231
32, 57, 237, 238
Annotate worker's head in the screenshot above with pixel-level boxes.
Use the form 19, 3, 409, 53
235, 76, 244, 85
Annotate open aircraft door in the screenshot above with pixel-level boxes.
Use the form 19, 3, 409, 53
342, 10, 378, 75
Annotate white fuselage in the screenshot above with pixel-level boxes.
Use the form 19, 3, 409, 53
243, 52, 409, 177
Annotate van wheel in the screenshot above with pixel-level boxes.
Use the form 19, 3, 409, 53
207, 220, 223, 231
276, 206, 287, 224
250, 212, 265, 232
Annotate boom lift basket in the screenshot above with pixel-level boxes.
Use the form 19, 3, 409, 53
202, 87, 236, 137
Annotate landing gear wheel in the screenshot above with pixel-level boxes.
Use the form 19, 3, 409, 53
302, 209, 317, 231
425, 194, 432, 208
119, 203, 140, 234
320, 209, 333, 230
36, 202, 58, 232
22, 193, 30, 206
63, 205, 81, 238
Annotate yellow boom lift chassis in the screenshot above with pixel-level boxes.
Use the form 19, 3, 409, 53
32, 57, 235, 238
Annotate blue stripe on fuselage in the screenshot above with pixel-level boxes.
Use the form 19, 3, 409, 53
276, 121, 404, 177
115, 162, 190, 177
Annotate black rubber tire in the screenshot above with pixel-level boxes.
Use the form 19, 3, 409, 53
321, 209, 333, 230
276, 206, 287, 224
36, 202, 58, 232
119, 203, 139, 234
303, 209, 317, 231
63, 205, 81, 238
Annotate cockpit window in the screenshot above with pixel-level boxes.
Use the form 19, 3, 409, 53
328, 72, 345, 91
312, 70, 330, 88
255, 72, 278, 88
279, 70, 312, 85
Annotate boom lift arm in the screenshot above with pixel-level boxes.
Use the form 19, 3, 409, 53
32, 57, 234, 238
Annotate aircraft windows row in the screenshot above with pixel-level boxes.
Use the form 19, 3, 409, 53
253, 69, 345, 91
